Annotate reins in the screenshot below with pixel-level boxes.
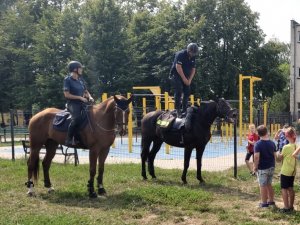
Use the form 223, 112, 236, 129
84, 100, 129, 134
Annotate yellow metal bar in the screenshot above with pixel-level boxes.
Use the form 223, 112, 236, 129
225, 123, 229, 143
102, 93, 108, 102
164, 92, 169, 111
271, 124, 274, 138
155, 96, 161, 110
164, 92, 170, 154
142, 98, 146, 116
133, 86, 161, 96
249, 76, 262, 124
127, 93, 133, 153
249, 79, 253, 124
239, 74, 243, 146
263, 101, 267, 126
168, 96, 175, 109
190, 95, 195, 106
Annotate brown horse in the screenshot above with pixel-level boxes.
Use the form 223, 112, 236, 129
26, 95, 132, 198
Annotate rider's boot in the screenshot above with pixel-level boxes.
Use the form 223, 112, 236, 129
65, 121, 76, 146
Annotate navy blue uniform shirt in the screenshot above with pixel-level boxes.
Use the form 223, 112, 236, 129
171, 49, 196, 79
63, 75, 86, 103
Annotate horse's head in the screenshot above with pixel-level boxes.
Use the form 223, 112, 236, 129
216, 98, 237, 123
113, 95, 133, 136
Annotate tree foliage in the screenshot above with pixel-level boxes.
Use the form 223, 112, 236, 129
0, 0, 290, 113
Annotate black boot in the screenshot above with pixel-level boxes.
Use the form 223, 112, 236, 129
185, 107, 194, 131
65, 121, 76, 146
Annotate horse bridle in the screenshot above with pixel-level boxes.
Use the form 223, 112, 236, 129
114, 105, 130, 134
92, 103, 130, 134
216, 101, 234, 122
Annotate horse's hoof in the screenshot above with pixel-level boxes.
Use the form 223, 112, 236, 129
181, 177, 187, 185
199, 180, 206, 185
98, 188, 106, 196
89, 192, 98, 198
48, 187, 55, 193
27, 191, 36, 197
151, 175, 157, 179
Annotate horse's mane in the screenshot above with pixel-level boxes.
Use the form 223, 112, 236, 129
195, 101, 216, 113
194, 101, 218, 125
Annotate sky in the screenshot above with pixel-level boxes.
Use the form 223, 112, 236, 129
244, 0, 300, 43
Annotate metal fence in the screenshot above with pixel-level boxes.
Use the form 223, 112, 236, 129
0, 97, 292, 174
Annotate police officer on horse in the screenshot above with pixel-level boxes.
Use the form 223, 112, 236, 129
63, 61, 94, 146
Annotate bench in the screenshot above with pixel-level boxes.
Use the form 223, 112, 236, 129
22, 140, 79, 166
0, 134, 5, 143
0, 127, 29, 143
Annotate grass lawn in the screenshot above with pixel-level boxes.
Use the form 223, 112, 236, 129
1, 158, 300, 225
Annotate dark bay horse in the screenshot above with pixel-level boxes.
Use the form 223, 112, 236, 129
26, 95, 132, 198
141, 98, 237, 184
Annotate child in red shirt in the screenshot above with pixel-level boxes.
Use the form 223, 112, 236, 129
246, 124, 259, 175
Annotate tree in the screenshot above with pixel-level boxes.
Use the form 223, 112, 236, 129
252, 40, 289, 101
185, 0, 264, 100
78, 0, 130, 95
126, 0, 188, 91
0, 1, 37, 111
33, 1, 82, 109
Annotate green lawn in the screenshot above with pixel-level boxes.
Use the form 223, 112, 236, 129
0, 158, 300, 225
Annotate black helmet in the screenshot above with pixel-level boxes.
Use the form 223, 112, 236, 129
68, 61, 83, 72
187, 43, 199, 56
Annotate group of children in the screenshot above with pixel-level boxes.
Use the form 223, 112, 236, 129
245, 123, 299, 213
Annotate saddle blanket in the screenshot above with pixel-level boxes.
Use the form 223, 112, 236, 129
53, 110, 88, 132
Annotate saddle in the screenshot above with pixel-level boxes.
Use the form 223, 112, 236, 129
156, 107, 196, 144
53, 110, 88, 132
156, 110, 186, 138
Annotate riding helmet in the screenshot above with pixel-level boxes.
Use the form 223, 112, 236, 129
68, 61, 83, 72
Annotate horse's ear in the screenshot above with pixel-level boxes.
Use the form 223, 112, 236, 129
113, 95, 119, 103
127, 94, 133, 104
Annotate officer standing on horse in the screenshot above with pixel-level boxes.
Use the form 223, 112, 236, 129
170, 43, 199, 130
63, 61, 94, 146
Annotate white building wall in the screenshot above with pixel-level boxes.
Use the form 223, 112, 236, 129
290, 20, 300, 120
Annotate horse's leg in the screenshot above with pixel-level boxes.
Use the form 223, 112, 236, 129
196, 145, 206, 184
87, 148, 98, 198
148, 138, 163, 179
141, 136, 152, 180
181, 147, 193, 184
97, 147, 110, 196
42, 140, 58, 193
26, 143, 43, 196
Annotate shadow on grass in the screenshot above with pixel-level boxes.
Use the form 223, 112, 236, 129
42, 190, 149, 210
41, 175, 256, 210
151, 178, 257, 200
